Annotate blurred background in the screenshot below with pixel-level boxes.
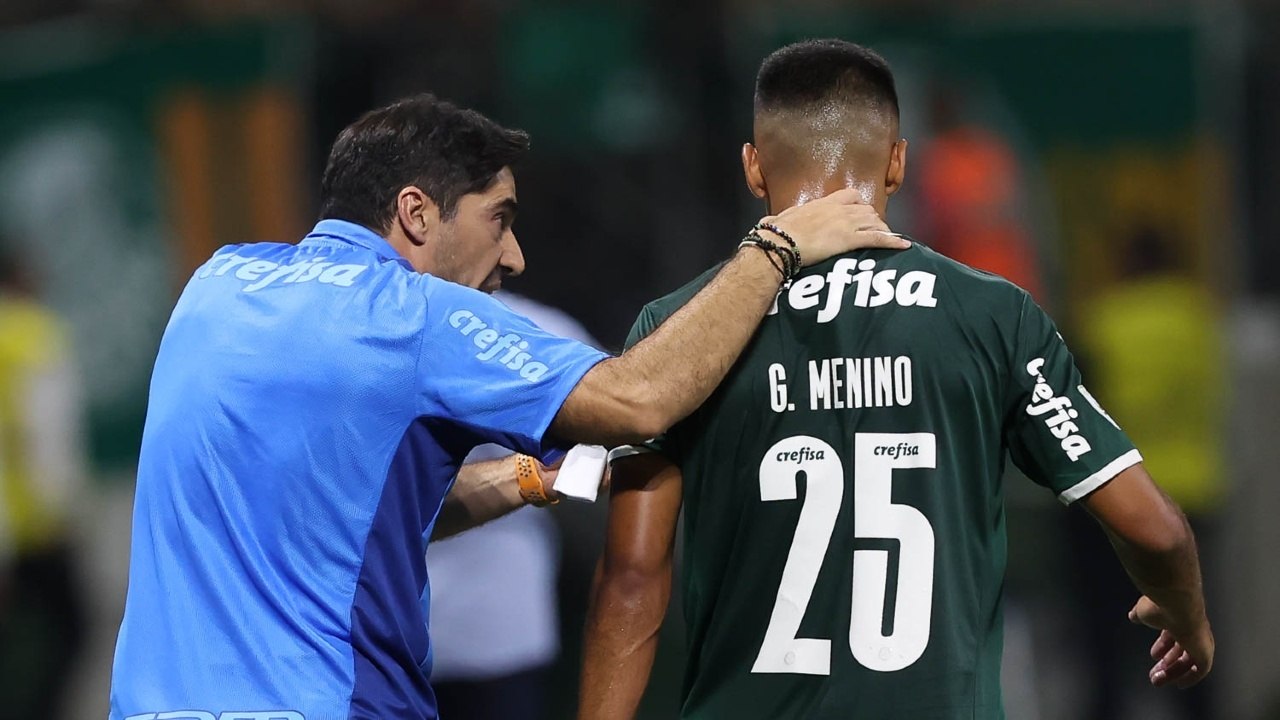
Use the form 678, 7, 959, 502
0, 0, 1276, 718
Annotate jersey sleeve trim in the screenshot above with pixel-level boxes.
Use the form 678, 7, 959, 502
1057, 449, 1143, 505
607, 445, 655, 464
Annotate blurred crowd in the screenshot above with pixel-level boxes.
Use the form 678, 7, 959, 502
0, 1, 1277, 719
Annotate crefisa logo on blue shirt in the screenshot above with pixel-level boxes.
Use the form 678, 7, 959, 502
449, 310, 550, 382
199, 253, 368, 292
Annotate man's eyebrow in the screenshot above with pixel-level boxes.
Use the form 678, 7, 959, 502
490, 197, 519, 215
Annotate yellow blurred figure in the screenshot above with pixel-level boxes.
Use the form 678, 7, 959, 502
0, 250, 88, 720
1081, 229, 1226, 513
0, 296, 79, 551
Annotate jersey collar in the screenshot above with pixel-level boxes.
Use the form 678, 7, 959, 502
303, 219, 414, 271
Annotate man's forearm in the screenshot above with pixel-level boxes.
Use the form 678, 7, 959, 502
1084, 466, 1207, 628
578, 561, 672, 720
554, 247, 782, 446
550, 190, 902, 447
1106, 509, 1206, 628
432, 456, 524, 540
1083, 464, 1213, 686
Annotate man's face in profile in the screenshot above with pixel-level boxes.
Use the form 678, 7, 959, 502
432, 167, 524, 293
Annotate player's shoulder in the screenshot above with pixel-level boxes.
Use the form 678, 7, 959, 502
635, 261, 726, 327
897, 241, 1037, 327
906, 241, 1031, 300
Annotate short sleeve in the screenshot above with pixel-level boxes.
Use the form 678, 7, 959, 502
418, 279, 608, 463
1004, 294, 1142, 504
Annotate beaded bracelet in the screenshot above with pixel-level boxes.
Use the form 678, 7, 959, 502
770, 235, 801, 280
739, 237, 787, 281
753, 222, 802, 270
739, 232, 800, 284
750, 227, 801, 279
751, 231, 801, 279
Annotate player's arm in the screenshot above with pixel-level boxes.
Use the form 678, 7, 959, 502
578, 453, 682, 720
1004, 292, 1214, 690
1080, 463, 1213, 688
551, 189, 907, 447
431, 456, 561, 540
1004, 293, 1213, 689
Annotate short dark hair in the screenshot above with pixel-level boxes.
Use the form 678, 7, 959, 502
755, 39, 898, 121
319, 94, 530, 232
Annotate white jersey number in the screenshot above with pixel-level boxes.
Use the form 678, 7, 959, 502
751, 433, 937, 675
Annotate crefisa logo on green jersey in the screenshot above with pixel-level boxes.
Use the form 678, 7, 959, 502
770, 258, 938, 322
1025, 357, 1091, 461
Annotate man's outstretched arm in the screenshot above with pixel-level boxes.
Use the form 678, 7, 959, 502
578, 453, 683, 720
1081, 463, 1213, 688
551, 189, 907, 447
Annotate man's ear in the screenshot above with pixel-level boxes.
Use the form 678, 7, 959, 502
885, 139, 908, 197
396, 185, 441, 247
742, 143, 768, 199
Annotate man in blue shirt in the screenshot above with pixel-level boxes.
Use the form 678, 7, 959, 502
109, 94, 907, 720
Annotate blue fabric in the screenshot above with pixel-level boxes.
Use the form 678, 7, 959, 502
109, 220, 607, 720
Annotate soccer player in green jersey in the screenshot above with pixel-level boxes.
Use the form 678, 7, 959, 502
578, 39, 1214, 720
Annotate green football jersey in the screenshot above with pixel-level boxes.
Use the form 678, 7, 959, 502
621, 242, 1139, 720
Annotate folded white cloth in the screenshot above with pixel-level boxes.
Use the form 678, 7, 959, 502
552, 444, 609, 503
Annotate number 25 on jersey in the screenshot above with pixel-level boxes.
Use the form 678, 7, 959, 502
752, 433, 937, 676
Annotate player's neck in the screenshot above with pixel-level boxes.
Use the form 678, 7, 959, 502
767, 176, 888, 218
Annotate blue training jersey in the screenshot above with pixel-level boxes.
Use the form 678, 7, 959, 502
109, 220, 608, 720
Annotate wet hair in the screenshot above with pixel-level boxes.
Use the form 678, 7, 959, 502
755, 39, 899, 133
319, 93, 529, 232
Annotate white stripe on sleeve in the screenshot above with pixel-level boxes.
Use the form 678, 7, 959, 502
1057, 449, 1144, 505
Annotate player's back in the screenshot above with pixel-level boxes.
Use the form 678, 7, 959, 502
630, 242, 1135, 719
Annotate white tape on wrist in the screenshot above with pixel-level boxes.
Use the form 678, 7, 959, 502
552, 444, 609, 503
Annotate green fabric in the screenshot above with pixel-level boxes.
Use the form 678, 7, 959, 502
622, 243, 1137, 719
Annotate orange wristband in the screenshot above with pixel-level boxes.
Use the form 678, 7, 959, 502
515, 454, 557, 507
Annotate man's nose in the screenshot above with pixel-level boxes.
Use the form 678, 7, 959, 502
501, 229, 525, 277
